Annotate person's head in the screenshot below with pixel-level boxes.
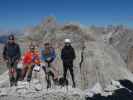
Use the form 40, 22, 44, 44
44, 42, 52, 55
64, 39, 71, 46
29, 45, 35, 52
8, 34, 15, 44
44, 42, 51, 49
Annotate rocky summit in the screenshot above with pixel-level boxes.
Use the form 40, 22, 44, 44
0, 17, 133, 100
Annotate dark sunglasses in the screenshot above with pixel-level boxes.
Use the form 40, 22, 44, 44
9, 39, 14, 41
44, 44, 50, 46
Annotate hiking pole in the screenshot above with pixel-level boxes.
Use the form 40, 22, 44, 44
46, 62, 51, 90
41, 63, 48, 91
27, 65, 33, 89
39, 64, 44, 100
40, 64, 44, 91
42, 63, 47, 91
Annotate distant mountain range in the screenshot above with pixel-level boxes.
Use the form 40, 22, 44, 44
0, 30, 24, 44
0, 35, 8, 44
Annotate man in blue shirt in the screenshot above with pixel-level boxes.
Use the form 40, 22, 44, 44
41, 42, 57, 88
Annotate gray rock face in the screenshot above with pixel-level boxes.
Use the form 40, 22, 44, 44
102, 26, 133, 64
1, 23, 133, 100
127, 47, 133, 72
0, 40, 133, 100
80, 41, 133, 90
0, 79, 85, 100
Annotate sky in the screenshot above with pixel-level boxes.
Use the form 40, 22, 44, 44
0, 0, 133, 30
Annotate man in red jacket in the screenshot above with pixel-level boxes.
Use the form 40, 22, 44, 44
22, 44, 37, 82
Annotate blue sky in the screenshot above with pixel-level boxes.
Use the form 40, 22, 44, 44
0, 0, 133, 30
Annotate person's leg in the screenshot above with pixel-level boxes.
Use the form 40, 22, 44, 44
27, 64, 34, 82
9, 67, 16, 86
9, 70, 13, 87
63, 61, 68, 80
46, 73, 51, 89
50, 61, 58, 80
16, 68, 19, 81
22, 65, 28, 80
42, 62, 47, 74
53, 60, 59, 78
69, 61, 76, 88
13, 62, 18, 86
42, 62, 52, 89
16, 68, 22, 81
7, 62, 14, 87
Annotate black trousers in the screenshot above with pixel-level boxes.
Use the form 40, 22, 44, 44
63, 60, 75, 84
7, 61, 18, 85
16, 68, 22, 81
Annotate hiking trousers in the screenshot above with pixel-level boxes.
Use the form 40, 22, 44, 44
27, 64, 35, 82
7, 61, 18, 86
63, 60, 75, 86
22, 63, 34, 82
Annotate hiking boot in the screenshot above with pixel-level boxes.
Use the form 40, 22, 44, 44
27, 77, 31, 82
27, 74, 32, 82
10, 82, 14, 87
72, 82, 76, 88
47, 83, 51, 89
47, 85, 50, 89
46, 78, 51, 89
10, 77, 15, 87
53, 78, 59, 85
14, 82, 18, 86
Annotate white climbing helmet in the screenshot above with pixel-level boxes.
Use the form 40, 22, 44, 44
64, 39, 71, 43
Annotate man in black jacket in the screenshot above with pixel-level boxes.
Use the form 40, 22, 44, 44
61, 39, 76, 88
3, 35, 21, 87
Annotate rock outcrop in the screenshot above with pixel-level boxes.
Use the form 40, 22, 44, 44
80, 41, 133, 90
1, 18, 133, 100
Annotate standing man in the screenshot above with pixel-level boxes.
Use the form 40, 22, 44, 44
3, 34, 21, 87
61, 39, 76, 88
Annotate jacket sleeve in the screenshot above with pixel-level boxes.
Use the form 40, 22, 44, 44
72, 47, 76, 60
61, 48, 64, 60
51, 49, 56, 62
3, 44, 7, 60
16, 44, 21, 60
51, 49, 56, 61
41, 49, 46, 61
45, 49, 56, 63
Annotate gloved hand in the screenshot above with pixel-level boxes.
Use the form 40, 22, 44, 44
46, 57, 51, 61
4, 59, 8, 63
45, 57, 52, 63
16, 59, 20, 63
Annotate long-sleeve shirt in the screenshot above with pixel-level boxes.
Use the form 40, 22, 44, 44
3, 42, 21, 61
41, 48, 56, 62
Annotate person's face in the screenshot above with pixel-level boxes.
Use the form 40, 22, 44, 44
8, 38, 15, 44
65, 43, 70, 46
30, 47, 35, 52
45, 44, 50, 49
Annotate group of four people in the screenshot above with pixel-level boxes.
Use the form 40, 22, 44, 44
3, 34, 76, 88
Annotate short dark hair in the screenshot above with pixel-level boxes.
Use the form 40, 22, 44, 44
29, 45, 35, 50
44, 42, 50, 46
